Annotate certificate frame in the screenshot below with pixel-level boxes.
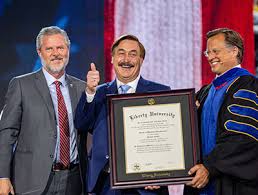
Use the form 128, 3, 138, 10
107, 89, 200, 189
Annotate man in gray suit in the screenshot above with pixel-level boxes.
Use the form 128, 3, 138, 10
0, 26, 86, 195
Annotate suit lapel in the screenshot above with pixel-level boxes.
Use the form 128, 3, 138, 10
136, 76, 149, 93
34, 69, 56, 121
106, 80, 118, 95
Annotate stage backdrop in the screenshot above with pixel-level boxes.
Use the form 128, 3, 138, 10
0, 1, 255, 195
104, 0, 255, 89
104, 2, 255, 193
0, 0, 255, 110
0, 0, 105, 110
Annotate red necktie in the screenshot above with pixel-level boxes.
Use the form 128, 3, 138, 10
54, 81, 70, 166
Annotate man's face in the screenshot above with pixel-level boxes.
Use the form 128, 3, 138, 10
205, 33, 238, 75
112, 39, 143, 83
37, 34, 69, 78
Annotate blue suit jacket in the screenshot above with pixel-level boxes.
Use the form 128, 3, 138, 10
75, 77, 170, 193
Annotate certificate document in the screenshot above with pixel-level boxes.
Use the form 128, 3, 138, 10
107, 89, 200, 189
123, 103, 185, 174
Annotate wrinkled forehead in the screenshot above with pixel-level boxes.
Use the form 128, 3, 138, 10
41, 34, 68, 47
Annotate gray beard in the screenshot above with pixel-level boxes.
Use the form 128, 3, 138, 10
41, 58, 68, 74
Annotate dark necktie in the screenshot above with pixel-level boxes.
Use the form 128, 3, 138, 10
120, 84, 131, 94
54, 81, 70, 166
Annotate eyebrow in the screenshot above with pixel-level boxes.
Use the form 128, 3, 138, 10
117, 48, 138, 53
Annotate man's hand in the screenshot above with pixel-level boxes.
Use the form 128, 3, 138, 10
195, 100, 200, 108
86, 63, 100, 94
0, 178, 14, 195
144, 186, 160, 190
186, 164, 209, 189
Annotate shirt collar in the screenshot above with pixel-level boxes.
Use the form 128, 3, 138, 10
216, 64, 241, 78
116, 74, 141, 91
42, 67, 67, 87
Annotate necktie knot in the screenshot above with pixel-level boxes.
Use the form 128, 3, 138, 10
54, 80, 61, 88
120, 85, 131, 94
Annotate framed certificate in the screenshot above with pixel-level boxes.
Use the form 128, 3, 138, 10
107, 89, 200, 189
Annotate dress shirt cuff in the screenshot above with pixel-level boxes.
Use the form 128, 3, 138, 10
85, 90, 95, 103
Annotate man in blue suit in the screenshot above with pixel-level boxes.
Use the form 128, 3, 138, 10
75, 34, 170, 195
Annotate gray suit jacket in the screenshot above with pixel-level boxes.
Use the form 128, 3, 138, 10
0, 69, 86, 194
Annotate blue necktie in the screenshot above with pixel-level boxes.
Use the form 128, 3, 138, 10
120, 85, 131, 94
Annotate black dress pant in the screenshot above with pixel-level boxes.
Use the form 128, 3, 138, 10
42, 165, 82, 195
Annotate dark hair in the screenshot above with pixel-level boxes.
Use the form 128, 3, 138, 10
206, 28, 244, 63
111, 34, 145, 59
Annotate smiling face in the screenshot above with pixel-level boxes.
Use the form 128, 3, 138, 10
37, 33, 69, 79
205, 33, 239, 75
112, 39, 143, 83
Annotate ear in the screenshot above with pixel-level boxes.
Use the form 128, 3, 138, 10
37, 49, 41, 57
111, 56, 114, 64
139, 58, 144, 66
232, 46, 239, 57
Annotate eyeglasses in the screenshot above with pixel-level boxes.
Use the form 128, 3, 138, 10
204, 46, 235, 58
203, 48, 222, 58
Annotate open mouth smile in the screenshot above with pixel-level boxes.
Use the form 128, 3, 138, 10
118, 63, 134, 68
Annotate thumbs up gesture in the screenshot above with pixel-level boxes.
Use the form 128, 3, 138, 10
86, 63, 100, 94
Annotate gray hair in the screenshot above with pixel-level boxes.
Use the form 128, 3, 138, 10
36, 26, 70, 50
